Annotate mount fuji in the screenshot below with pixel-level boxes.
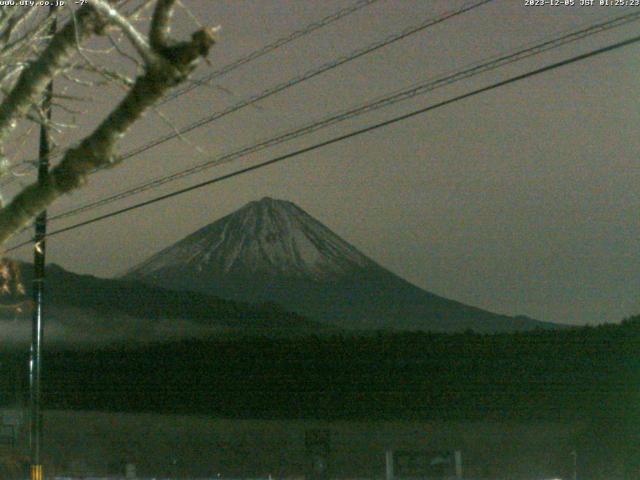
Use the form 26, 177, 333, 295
124, 197, 557, 332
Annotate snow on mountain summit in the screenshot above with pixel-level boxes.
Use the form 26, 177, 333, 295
128, 197, 376, 281
125, 197, 558, 332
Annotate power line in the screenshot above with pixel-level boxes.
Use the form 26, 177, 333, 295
47, 8, 640, 223
162, 0, 382, 104
0, 0, 381, 185
105, 0, 494, 163
6, 32, 640, 253
1, 0, 493, 192
2, 0, 488, 184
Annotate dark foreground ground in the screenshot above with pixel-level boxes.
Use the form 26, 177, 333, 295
1, 319, 638, 479
5, 409, 590, 479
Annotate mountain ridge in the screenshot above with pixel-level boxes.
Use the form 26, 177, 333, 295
125, 197, 560, 333
0, 259, 324, 345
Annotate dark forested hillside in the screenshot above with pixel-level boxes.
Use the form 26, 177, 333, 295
0, 261, 321, 332
1, 317, 638, 424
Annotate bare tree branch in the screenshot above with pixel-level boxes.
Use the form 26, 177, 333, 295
0, 5, 105, 147
88, 0, 156, 65
0, 0, 217, 245
150, 0, 176, 51
0, 7, 38, 48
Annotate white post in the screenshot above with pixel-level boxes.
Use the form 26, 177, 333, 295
125, 462, 136, 479
454, 450, 462, 479
385, 450, 394, 480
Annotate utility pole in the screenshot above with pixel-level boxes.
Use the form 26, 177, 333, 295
29, 6, 56, 480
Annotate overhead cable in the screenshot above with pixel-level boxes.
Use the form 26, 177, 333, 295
48, 8, 640, 222
6, 31, 640, 253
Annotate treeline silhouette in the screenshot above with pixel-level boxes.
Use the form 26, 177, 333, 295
1, 317, 638, 423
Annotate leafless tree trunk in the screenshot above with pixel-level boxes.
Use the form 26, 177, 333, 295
0, 0, 216, 246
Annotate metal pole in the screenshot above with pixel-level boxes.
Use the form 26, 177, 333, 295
29, 7, 56, 480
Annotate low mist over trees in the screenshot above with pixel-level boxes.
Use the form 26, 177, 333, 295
1, 316, 638, 422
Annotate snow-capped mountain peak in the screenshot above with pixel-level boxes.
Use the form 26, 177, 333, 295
127, 197, 375, 281
125, 197, 558, 333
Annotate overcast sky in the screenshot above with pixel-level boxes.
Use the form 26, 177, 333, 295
6, 0, 640, 326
